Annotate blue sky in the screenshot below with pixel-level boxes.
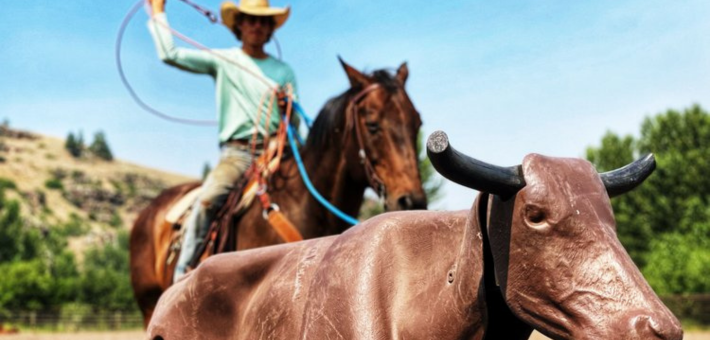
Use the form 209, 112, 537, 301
1, 0, 708, 210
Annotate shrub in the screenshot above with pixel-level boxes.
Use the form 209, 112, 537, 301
0, 178, 16, 191
44, 178, 63, 190
58, 213, 89, 237
109, 213, 123, 229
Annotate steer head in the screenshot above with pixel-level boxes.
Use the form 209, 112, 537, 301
427, 130, 682, 340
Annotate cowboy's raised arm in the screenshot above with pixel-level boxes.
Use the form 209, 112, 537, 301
147, 0, 217, 76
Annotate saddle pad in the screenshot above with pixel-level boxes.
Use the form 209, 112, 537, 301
165, 187, 202, 224
164, 144, 282, 226
164, 180, 260, 226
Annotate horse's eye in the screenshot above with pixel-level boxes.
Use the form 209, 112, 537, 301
525, 205, 547, 225
365, 122, 380, 134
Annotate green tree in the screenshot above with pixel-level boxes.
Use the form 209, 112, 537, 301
642, 197, 710, 294
0, 253, 79, 312
79, 230, 136, 311
89, 131, 113, 161
48, 250, 80, 306
0, 260, 54, 311
0, 189, 80, 312
586, 104, 710, 293
0, 191, 42, 263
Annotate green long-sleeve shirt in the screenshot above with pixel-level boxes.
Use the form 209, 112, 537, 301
148, 13, 298, 143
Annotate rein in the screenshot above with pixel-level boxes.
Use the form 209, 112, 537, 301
279, 84, 391, 226
286, 119, 360, 226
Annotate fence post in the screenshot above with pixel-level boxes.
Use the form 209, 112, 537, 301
115, 311, 122, 330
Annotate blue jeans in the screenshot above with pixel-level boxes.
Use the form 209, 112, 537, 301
174, 144, 252, 282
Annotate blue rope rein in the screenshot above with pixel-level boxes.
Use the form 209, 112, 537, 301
292, 101, 314, 127
285, 102, 360, 225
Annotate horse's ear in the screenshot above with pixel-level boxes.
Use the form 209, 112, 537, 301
396, 62, 409, 85
338, 56, 370, 88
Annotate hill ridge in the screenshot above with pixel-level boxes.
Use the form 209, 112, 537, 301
0, 126, 194, 254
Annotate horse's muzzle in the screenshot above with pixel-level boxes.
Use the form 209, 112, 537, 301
392, 193, 427, 211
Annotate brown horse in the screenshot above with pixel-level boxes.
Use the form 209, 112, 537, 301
145, 130, 682, 340
130, 59, 427, 326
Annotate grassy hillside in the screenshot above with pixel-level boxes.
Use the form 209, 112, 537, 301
0, 125, 194, 257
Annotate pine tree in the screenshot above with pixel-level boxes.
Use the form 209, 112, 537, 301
89, 131, 113, 161
65, 132, 82, 158
77, 131, 85, 152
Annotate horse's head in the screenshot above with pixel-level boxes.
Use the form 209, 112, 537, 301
337, 58, 426, 211
427, 131, 682, 340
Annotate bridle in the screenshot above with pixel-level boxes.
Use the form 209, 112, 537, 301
346, 83, 387, 200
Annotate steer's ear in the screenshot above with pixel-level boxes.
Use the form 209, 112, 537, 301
599, 153, 656, 197
338, 56, 370, 89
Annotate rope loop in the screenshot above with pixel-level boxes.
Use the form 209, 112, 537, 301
176, 0, 219, 23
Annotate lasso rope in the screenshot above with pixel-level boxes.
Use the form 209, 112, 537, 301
116, 0, 283, 126
116, 0, 217, 125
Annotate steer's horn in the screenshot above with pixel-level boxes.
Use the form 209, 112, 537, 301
426, 130, 525, 198
599, 153, 656, 197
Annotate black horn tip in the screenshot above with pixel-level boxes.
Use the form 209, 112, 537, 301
427, 130, 449, 154
600, 153, 656, 198
642, 153, 655, 164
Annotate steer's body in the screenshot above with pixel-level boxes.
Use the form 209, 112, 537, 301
148, 134, 683, 340
148, 210, 488, 339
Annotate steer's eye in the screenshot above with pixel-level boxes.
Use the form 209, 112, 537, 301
525, 205, 546, 225
365, 122, 380, 134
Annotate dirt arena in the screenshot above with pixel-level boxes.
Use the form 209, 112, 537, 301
3, 330, 709, 339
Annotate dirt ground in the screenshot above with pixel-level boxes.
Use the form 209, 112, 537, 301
1, 331, 144, 340
3, 330, 709, 339
531, 330, 709, 339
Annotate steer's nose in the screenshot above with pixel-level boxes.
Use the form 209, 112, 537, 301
630, 315, 683, 340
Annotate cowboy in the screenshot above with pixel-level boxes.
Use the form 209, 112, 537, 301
146, 0, 298, 281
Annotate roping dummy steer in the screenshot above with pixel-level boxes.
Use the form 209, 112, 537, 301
146, 130, 682, 340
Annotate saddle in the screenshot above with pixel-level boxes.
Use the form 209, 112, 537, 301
164, 141, 302, 271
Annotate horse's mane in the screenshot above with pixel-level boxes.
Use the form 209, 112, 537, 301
305, 69, 400, 153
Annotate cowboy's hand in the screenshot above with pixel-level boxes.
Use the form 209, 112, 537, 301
150, 0, 166, 15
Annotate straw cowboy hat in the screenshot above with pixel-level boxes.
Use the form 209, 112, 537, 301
221, 0, 290, 30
